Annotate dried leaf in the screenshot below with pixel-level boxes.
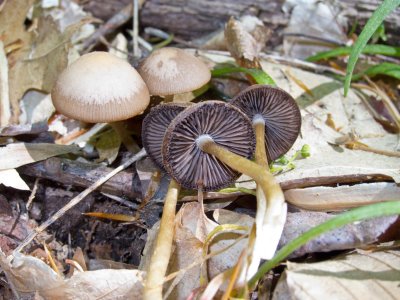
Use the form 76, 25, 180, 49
0, 1, 87, 121
284, 182, 400, 211
0, 143, 77, 170
0, 169, 29, 190
0, 251, 145, 299
224, 17, 260, 69
95, 129, 121, 164
273, 250, 400, 300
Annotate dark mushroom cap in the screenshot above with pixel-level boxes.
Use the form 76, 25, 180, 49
142, 103, 190, 171
230, 85, 301, 161
163, 101, 255, 191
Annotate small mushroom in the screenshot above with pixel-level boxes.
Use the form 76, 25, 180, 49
231, 84, 301, 163
230, 84, 301, 264
137, 47, 211, 102
51, 51, 150, 153
141, 102, 189, 300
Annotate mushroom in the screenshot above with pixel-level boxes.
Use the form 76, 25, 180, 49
141, 103, 189, 300
51, 51, 150, 153
231, 84, 301, 163
230, 84, 301, 264
162, 101, 281, 205
137, 47, 211, 102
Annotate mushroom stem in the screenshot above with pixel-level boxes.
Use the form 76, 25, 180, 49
253, 117, 269, 168
198, 137, 284, 214
110, 121, 140, 153
252, 120, 287, 262
164, 95, 174, 103
144, 179, 180, 300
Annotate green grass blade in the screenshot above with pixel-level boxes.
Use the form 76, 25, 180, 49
344, 0, 400, 96
307, 44, 400, 62
248, 200, 400, 288
352, 62, 400, 80
211, 66, 276, 86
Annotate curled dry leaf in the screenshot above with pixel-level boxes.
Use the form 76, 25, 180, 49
0, 251, 145, 299
224, 17, 261, 69
273, 250, 400, 300
284, 182, 400, 211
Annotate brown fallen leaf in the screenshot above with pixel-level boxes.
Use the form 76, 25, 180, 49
224, 17, 261, 69
0, 1, 88, 122
273, 250, 400, 300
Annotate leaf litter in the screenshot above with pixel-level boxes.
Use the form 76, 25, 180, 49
0, 1, 399, 299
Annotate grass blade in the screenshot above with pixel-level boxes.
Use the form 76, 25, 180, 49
307, 44, 400, 62
211, 66, 276, 86
248, 200, 400, 288
344, 0, 400, 96
352, 62, 400, 80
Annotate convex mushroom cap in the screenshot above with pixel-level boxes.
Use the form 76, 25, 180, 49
52, 51, 150, 123
231, 85, 301, 161
142, 103, 190, 171
163, 101, 255, 191
137, 47, 211, 96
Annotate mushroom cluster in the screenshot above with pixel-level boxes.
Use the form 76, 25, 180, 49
51, 48, 301, 300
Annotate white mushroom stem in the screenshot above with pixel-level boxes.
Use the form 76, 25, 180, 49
248, 118, 287, 274
144, 179, 180, 300
110, 121, 141, 153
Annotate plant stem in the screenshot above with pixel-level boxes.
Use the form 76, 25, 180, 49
248, 200, 400, 289
144, 179, 180, 300
110, 121, 140, 153
164, 95, 174, 103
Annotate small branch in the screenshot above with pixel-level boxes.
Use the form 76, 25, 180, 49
18, 157, 143, 199
13, 149, 147, 255
0, 41, 11, 127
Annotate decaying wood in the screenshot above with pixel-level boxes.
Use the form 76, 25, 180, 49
18, 157, 143, 200
139, 0, 400, 44
284, 182, 400, 211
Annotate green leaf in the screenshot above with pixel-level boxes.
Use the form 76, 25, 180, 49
248, 200, 400, 288
352, 62, 400, 80
344, 0, 400, 96
306, 44, 400, 62
211, 66, 276, 86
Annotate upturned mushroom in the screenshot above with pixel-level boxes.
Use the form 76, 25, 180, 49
230, 84, 301, 270
137, 47, 211, 102
51, 51, 150, 153
141, 103, 189, 300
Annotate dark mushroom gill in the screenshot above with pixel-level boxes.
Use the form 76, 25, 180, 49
163, 101, 255, 191
231, 85, 301, 161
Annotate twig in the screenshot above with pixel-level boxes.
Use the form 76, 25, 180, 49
82, 3, 133, 53
132, 0, 139, 57
26, 178, 39, 210
12, 149, 147, 256
18, 156, 143, 199
0, 41, 11, 127
345, 142, 400, 158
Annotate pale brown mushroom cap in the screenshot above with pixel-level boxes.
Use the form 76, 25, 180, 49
137, 47, 211, 96
51, 52, 150, 123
